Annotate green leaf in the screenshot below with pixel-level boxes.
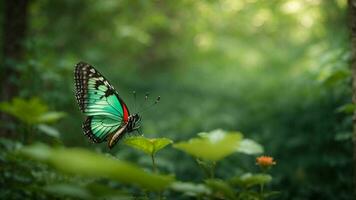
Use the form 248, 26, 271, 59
44, 183, 132, 200
170, 182, 211, 196
263, 191, 281, 198
0, 97, 48, 124
0, 97, 65, 125
237, 139, 264, 155
124, 136, 173, 155
334, 132, 352, 141
336, 103, 355, 114
322, 69, 350, 86
229, 173, 272, 188
37, 112, 66, 123
174, 129, 243, 161
19, 143, 174, 191
37, 124, 60, 138
85, 183, 131, 199
44, 183, 91, 199
205, 179, 235, 200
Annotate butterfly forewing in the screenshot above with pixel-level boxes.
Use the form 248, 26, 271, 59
74, 62, 130, 143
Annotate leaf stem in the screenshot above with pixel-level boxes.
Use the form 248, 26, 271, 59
151, 153, 163, 200
210, 161, 216, 179
151, 153, 157, 173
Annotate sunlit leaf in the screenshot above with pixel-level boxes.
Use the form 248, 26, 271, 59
170, 182, 211, 196
37, 124, 60, 138
19, 143, 174, 191
174, 129, 242, 161
229, 173, 272, 188
0, 97, 65, 125
237, 139, 264, 155
124, 136, 173, 155
37, 112, 66, 123
0, 97, 48, 124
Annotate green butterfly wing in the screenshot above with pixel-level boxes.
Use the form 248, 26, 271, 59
74, 62, 130, 143
82, 116, 121, 142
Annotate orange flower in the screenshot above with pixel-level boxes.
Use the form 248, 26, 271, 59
256, 156, 276, 168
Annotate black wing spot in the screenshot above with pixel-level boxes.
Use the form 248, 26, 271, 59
105, 88, 114, 97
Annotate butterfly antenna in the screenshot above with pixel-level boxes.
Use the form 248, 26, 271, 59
137, 92, 149, 111
132, 91, 137, 113
137, 96, 160, 114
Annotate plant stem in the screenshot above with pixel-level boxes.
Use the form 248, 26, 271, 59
23, 124, 33, 144
151, 153, 157, 173
195, 159, 217, 179
210, 161, 216, 179
151, 153, 162, 200
260, 183, 264, 200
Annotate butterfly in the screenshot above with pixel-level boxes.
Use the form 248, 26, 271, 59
74, 61, 141, 149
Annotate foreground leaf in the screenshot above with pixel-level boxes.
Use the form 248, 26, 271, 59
19, 143, 174, 191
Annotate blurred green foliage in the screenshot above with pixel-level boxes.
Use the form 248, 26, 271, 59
0, 0, 352, 199
0, 97, 65, 125
19, 143, 174, 191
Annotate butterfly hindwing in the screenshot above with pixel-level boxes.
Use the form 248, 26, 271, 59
75, 62, 130, 143
83, 116, 121, 142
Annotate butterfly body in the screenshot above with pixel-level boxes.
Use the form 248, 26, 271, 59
74, 61, 140, 148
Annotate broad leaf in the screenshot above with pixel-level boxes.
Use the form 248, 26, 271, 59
19, 144, 174, 191
37, 112, 66, 123
174, 129, 242, 161
124, 136, 173, 155
0, 97, 48, 124
0, 97, 65, 125
37, 124, 60, 138
237, 139, 264, 155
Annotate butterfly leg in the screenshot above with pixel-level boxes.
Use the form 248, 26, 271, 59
108, 124, 127, 149
135, 127, 143, 136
